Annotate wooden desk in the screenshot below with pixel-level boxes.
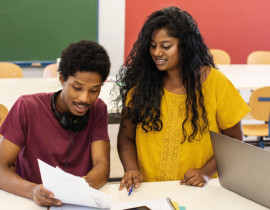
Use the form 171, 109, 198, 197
0, 78, 117, 112
218, 64, 270, 90
0, 178, 268, 210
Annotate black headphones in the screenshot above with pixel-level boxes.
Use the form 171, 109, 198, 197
51, 90, 89, 132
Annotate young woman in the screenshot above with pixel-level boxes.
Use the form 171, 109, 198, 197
116, 6, 250, 191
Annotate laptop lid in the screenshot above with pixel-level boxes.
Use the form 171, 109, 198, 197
210, 131, 270, 209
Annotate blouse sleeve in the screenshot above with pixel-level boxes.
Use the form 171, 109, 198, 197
125, 88, 135, 108
215, 71, 250, 130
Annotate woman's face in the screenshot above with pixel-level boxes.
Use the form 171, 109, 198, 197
150, 28, 180, 72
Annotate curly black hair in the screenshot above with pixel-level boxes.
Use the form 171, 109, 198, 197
116, 6, 216, 143
59, 40, 110, 82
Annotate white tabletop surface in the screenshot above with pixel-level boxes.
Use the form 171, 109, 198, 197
0, 78, 117, 112
0, 178, 268, 210
218, 64, 270, 90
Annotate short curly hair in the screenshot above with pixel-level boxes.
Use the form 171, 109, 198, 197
59, 40, 110, 82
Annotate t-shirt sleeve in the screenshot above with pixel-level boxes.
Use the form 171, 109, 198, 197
91, 100, 110, 142
0, 96, 28, 148
215, 71, 251, 130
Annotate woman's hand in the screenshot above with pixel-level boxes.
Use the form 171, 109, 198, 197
119, 170, 143, 191
32, 184, 62, 207
180, 168, 209, 187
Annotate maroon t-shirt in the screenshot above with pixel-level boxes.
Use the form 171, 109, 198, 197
0, 92, 110, 184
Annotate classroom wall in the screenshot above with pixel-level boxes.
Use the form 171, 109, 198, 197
19, 0, 270, 77
98, 0, 125, 76
125, 0, 270, 64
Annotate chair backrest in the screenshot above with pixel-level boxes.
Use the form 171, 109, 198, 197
0, 104, 8, 126
249, 86, 270, 121
210, 49, 231, 64
0, 62, 23, 78
247, 51, 270, 64
43, 63, 58, 78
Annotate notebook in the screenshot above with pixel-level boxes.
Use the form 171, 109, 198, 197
210, 131, 270, 209
110, 197, 175, 210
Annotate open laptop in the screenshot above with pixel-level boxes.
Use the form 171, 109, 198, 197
210, 131, 270, 209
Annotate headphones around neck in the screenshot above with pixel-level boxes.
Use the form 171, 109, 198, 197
51, 90, 89, 132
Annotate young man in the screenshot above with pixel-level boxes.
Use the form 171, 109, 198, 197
0, 40, 111, 207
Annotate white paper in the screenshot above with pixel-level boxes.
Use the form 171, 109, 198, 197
111, 197, 174, 210
38, 159, 111, 209
50, 203, 107, 210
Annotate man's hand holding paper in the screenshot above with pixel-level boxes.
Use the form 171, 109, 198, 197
38, 159, 111, 209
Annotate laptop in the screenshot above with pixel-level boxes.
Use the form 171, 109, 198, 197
210, 131, 270, 209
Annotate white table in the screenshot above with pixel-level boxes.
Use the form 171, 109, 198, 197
0, 78, 117, 112
1, 65, 269, 110
0, 178, 268, 210
218, 64, 270, 90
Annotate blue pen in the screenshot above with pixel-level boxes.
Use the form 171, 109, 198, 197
128, 185, 134, 196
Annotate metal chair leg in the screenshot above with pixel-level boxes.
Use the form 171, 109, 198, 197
257, 137, 265, 148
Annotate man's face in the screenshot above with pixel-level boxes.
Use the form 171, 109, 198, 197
58, 71, 103, 116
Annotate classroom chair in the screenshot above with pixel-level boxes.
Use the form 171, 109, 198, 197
0, 62, 23, 78
242, 86, 270, 148
0, 104, 8, 139
210, 49, 231, 64
0, 104, 16, 170
247, 51, 270, 64
43, 63, 58, 78
0, 104, 8, 126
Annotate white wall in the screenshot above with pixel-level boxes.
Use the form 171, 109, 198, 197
98, 0, 125, 76
21, 67, 43, 78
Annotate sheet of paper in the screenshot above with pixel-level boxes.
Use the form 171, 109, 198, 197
50, 203, 107, 210
38, 159, 111, 209
111, 197, 175, 210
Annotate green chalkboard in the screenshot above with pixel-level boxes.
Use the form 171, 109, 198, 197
0, 0, 98, 62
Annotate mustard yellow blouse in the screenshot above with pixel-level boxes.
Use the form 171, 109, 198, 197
127, 68, 250, 182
